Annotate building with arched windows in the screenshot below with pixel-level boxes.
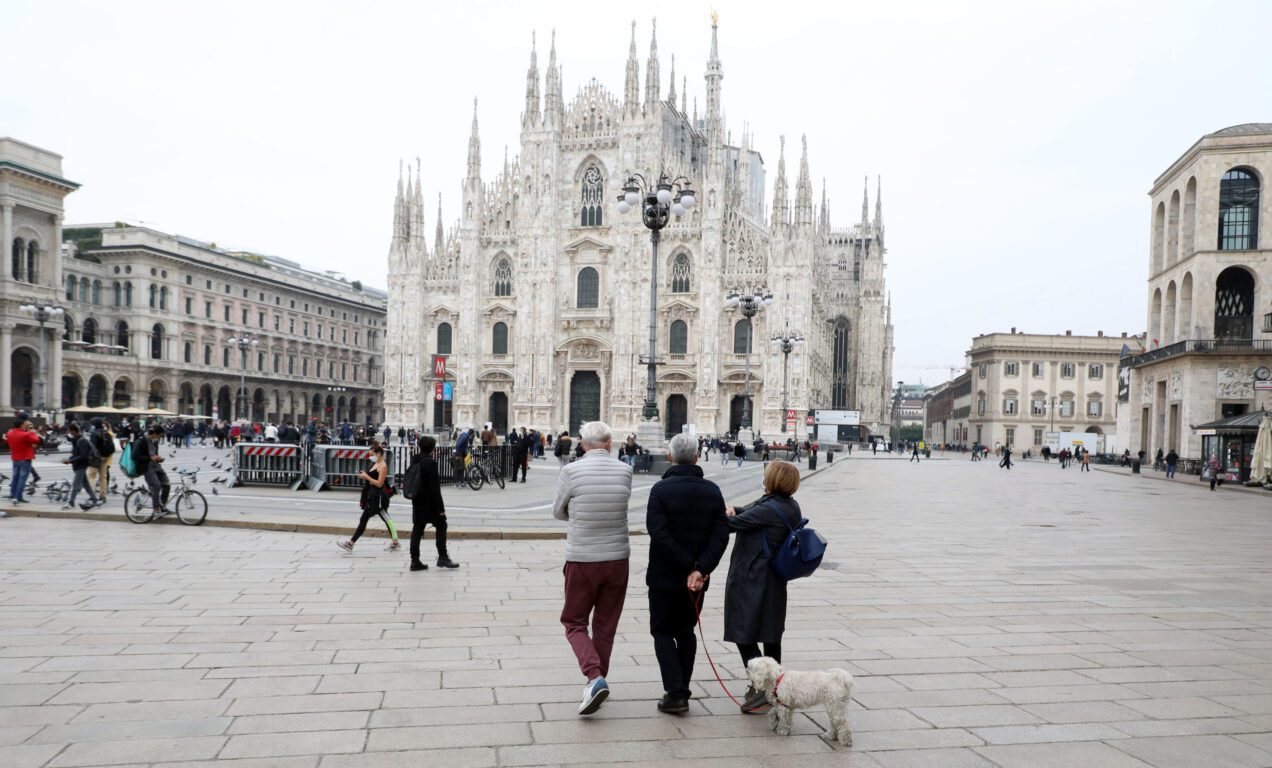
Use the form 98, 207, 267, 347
384, 19, 893, 438
1118, 124, 1272, 467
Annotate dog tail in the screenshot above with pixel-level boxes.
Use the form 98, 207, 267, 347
831, 668, 853, 689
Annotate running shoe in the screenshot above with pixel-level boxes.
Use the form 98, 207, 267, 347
337, 540, 354, 551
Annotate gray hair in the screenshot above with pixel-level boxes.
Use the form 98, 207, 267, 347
579, 421, 612, 448
668, 433, 697, 464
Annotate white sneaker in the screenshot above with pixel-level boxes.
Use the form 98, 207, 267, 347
578, 676, 609, 716
336, 540, 353, 551
385, 541, 401, 551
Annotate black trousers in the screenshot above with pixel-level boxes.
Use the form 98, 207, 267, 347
513, 453, 528, 482
649, 587, 704, 699
737, 641, 782, 667
410, 508, 448, 563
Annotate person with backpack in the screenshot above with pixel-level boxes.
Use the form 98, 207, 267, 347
405, 436, 459, 571
87, 418, 115, 501
555, 430, 573, 466
722, 461, 804, 714
337, 444, 400, 552
132, 425, 170, 515
62, 422, 102, 510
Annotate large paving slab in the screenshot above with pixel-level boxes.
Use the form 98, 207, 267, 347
1, 457, 1271, 766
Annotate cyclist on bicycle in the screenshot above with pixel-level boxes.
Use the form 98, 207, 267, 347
452, 428, 473, 488
133, 425, 171, 515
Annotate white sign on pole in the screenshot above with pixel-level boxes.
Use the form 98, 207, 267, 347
817, 425, 838, 443
814, 410, 861, 426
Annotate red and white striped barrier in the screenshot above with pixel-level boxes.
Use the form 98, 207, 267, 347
241, 445, 299, 457
329, 448, 372, 460
231, 442, 306, 489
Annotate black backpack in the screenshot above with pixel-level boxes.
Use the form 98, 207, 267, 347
401, 459, 423, 500
82, 435, 102, 469
94, 428, 115, 457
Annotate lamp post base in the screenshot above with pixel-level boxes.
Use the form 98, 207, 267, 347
635, 417, 668, 457
736, 427, 755, 446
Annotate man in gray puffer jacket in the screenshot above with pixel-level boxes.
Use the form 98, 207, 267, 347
553, 420, 633, 716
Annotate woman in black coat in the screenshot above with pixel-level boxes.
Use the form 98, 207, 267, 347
723, 460, 802, 713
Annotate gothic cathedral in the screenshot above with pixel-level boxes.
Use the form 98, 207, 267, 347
384, 19, 894, 440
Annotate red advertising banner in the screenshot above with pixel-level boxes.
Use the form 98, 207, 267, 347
434, 383, 444, 401
433, 355, 447, 378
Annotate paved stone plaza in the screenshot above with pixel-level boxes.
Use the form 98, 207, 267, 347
2, 456, 1271, 767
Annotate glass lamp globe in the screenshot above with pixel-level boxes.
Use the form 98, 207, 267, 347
624, 190, 639, 206
681, 193, 695, 209
656, 188, 672, 205
617, 200, 631, 214
671, 202, 685, 217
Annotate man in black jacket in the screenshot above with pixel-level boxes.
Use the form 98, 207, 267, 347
408, 436, 459, 571
512, 427, 530, 482
62, 422, 101, 510
133, 425, 170, 514
645, 432, 730, 714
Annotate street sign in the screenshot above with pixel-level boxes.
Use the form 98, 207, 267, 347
1255, 380, 1272, 390
442, 382, 453, 401
434, 383, 443, 401
786, 409, 796, 420
815, 409, 860, 426
805, 415, 814, 426
433, 355, 447, 378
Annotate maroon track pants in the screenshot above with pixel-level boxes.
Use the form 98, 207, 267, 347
561, 559, 629, 681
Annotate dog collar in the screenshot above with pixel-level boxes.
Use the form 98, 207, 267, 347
772, 672, 786, 707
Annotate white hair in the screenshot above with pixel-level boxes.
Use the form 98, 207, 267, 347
579, 421, 612, 448
668, 432, 697, 464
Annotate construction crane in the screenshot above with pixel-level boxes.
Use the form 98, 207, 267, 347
904, 364, 969, 380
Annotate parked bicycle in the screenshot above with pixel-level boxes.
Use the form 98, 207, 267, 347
123, 468, 208, 525
464, 449, 506, 490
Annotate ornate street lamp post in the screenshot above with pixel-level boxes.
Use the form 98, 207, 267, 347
19, 302, 64, 414
724, 287, 773, 435
617, 172, 695, 426
891, 380, 905, 449
225, 333, 258, 421
771, 327, 804, 433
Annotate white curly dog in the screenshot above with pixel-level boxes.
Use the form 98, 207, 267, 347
746, 656, 854, 746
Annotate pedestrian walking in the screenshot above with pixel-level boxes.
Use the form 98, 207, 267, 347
555, 430, 573, 466
734, 440, 745, 468
337, 444, 400, 551
87, 417, 115, 502
723, 461, 804, 714
645, 433, 729, 714
4, 417, 40, 508
1207, 455, 1222, 490
1081, 449, 1091, 472
407, 436, 459, 571
1165, 448, 1178, 479
999, 444, 1013, 470
910, 444, 920, 463
513, 427, 530, 482
62, 423, 102, 510
552, 421, 633, 716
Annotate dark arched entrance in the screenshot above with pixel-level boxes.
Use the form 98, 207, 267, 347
87, 375, 108, 408
729, 395, 752, 437
568, 371, 601, 436
62, 375, 81, 409
1215, 266, 1255, 340
217, 386, 233, 420
10, 348, 35, 408
665, 394, 688, 438
488, 391, 508, 434
832, 317, 852, 408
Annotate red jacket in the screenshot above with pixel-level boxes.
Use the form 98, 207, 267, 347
5, 428, 40, 461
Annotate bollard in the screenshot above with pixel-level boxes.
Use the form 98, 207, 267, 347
1132, 460, 1141, 474
809, 450, 818, 470
827, 450, 834, 464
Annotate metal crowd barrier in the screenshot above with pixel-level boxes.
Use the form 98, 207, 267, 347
295, 441, 516, 492
307, 444, 392, 491
229, 442, 306, 490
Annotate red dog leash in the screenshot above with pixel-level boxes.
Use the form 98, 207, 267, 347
690, 587, 770, 712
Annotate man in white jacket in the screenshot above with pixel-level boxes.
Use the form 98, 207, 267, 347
553, 420, 633, 716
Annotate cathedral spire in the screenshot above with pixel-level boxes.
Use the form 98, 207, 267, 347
820, 178, 828, 233
523, 31, 540, 129
667, 54, 676, 108
771, 135, 789, 232
644, 17, 660, 113
795, 134, 813, 228
704, 13, 724, 171
466, 98, 481, 181
860, 176, 869, 229
681, 75, 687, 114
623, 20, 640, 120
544, 30, 563, 128
434, 194, 445, 257
874, 175, 883, 228
392, 161, 405, 244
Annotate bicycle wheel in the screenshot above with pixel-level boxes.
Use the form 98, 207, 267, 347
465, 465, 484, 491
124, 489, 154, 523
175, 490, 208, 526
491, 461, 505, 489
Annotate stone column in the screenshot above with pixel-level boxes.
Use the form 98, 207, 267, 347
1, 204, 13, 276
49, 214, 64, 291
50, 325, 63, 412
0, 325, 12, 413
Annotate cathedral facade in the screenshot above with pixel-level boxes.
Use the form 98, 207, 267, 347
384, 19, 894, 441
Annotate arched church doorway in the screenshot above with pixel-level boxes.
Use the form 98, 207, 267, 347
665, 394, 688, 438
488, 391, 509, 434
569, 371, 601, 436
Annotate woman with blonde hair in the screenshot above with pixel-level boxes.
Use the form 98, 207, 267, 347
337, 444, 400, 551
723, 460, 803, 713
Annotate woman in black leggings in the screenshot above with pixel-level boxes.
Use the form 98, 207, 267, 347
337, 445, 400, 552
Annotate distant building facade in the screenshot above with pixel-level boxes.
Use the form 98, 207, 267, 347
966, 330, 1127, 451
923, 372, 971, 446
383, 20, 894, 439
1118, 124, 1272, 461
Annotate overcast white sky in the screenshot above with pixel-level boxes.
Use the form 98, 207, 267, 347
7, 0, 1272, 388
